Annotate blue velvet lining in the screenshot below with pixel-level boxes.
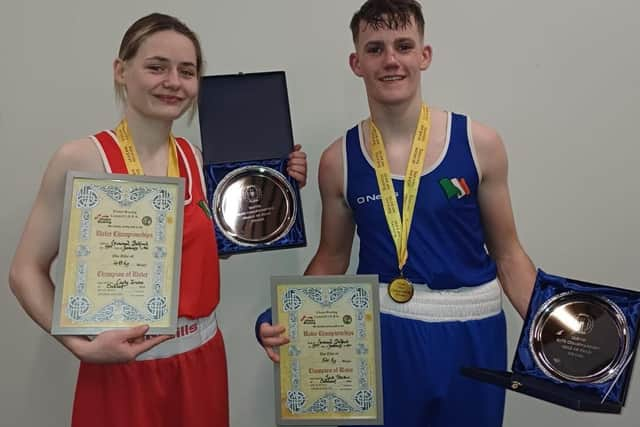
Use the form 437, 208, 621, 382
204, 158, 306, 256
513, 270, 640, 403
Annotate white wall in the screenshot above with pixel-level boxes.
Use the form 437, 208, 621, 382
1, 1, 638, 426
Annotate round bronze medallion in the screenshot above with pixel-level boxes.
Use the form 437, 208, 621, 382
529, 292, 629, 383
213, 166, 296, 246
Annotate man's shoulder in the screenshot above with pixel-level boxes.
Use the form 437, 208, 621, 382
467, 118, 502, 150
323, 116, 365, 161
465, 118, 507, 180
441, 109, 499, 140
321, 136, 344, 166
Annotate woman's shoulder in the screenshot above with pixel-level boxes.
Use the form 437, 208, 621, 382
50, 137, 105, 174
174, 136, 204, 165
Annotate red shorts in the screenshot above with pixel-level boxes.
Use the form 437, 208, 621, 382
72, 331, 228, 427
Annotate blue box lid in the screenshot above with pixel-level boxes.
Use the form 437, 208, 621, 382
198, 71, 295, 164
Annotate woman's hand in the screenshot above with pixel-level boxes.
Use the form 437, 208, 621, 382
73, 325, 172, 364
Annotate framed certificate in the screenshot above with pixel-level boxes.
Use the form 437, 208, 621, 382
271, 275, 383, 425
51, 171, 184, 336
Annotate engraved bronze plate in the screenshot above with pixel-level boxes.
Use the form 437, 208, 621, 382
213, 165, 296, 246
529, 292, 630, 383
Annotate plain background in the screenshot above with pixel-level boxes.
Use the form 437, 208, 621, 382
1, 1, 638, 426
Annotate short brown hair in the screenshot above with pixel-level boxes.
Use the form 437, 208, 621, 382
350, 0, 425, 44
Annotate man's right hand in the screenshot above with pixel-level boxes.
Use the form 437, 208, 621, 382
259, 322, 290, 363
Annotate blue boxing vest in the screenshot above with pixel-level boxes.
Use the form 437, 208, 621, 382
345, 112, 497, 289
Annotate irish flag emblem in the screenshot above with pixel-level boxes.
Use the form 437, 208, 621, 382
439, 177, 471, 199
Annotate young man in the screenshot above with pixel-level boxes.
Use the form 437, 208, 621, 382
258, 1, 536, 426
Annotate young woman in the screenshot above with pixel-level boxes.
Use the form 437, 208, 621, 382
9, 13, 307, 427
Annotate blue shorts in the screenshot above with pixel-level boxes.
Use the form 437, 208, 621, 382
343, 282, 507, 427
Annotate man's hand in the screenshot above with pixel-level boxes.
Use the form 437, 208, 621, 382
259, 322, 290, 363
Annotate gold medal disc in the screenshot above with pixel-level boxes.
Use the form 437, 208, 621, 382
388, 277, 414, 303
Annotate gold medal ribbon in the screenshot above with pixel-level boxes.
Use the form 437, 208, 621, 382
369, 104, 430, 274
114, 119, 180, 177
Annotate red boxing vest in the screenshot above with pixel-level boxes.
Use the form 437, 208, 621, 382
92, 130, 220, 317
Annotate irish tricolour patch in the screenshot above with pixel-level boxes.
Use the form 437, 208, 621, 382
439, 178, 471, 199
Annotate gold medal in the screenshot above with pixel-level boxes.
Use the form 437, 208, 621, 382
388, 277, 414, 303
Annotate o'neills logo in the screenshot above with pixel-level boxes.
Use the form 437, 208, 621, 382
356, 192, 399, 205
176, 323, 198, 338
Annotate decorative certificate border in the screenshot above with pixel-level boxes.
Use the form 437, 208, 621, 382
51, 171, 184, 335
272, 275, 383, 425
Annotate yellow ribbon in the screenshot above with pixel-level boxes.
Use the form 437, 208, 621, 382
369, 104, 430, 274
114, 119, 179, 177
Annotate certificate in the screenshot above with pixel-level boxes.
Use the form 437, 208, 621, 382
271, 275, 383, 425
51, 171, 184, 335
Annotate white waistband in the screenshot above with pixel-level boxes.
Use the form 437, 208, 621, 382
380, 279, 502, 322
136, 310, 218, 361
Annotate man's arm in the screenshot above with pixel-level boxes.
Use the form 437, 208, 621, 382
305, 138, 355, 275
473, 122, 536, 317
259, 138, 355, 362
